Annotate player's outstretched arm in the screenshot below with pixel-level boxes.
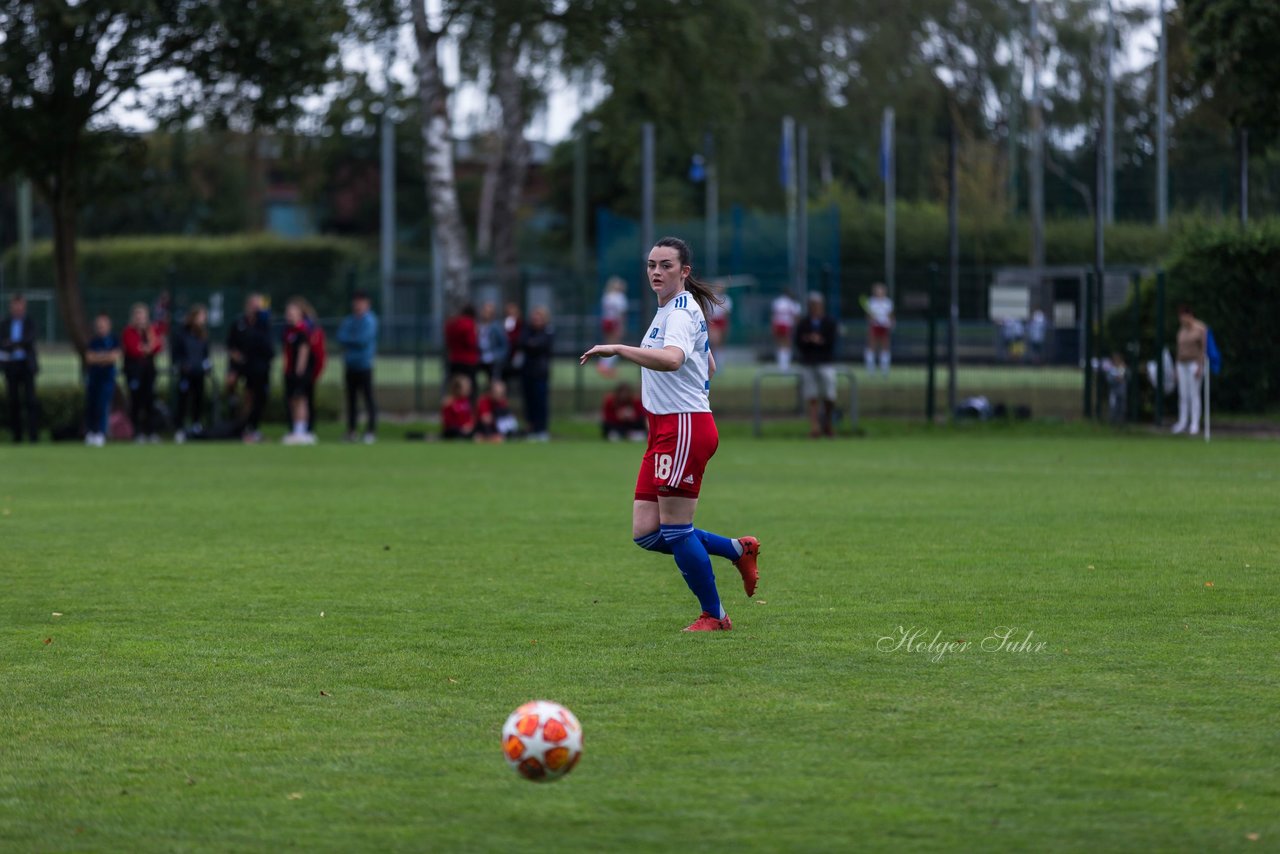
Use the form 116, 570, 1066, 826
580, 344, 685, 372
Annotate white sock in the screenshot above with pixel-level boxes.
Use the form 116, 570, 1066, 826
879, 351, 891, 373
865, 349, 875, 372
293, 420, 307, 435
732, 538, 745, 558
779, 349, 791, 370
717, 604, 727, 619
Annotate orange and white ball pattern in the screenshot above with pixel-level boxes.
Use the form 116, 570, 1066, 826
501, 700, 583, 782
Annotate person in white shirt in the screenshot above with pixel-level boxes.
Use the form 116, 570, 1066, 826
865, 283, 894, 376
598, 277, 628, 377
770, 290, 802, 369
580, 237, 760, 633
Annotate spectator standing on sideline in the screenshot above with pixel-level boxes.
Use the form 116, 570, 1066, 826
1104, 351, 1128, 425
151, 291, 172, 337
598, 277, 629, 377
519, 307, 554, 441
83, 313, 120, 447
281, 298, 322, 445
771, 289, 802, 369
476, 379, 520, 442
337, 291, 378, 443
1171, 304, 1207, 436
123, 302, 163, 443
502, 302, 523, 383
226, 293, 274, 443
444, 304, 480, 389
864, 283, 894, 376
301, 299, 326, 434
1027, 309, 1047, 364
441, 374, 476, 440
0, 294, 39, 443
601, 381, 646, 441
796, 292, 839, 438
170, 304, 211, 443
477, 301, 508, 387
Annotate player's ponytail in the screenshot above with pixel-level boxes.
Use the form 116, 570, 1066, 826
653, 236, 722, 317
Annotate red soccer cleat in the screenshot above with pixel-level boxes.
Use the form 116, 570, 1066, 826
733, 536, 760, 597
683, 612, 733, 632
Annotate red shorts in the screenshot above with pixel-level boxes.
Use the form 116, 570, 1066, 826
772, 323, 793, 339
634, 412, 719, 501
869, 324, 891, 344
602, 318, 621, 337
710, 317, 729, 333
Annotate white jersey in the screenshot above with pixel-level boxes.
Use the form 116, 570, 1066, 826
771, 295, 801, 327
868, 296, 894, 327
641, 292, 712, 414
601, 290, 628, 321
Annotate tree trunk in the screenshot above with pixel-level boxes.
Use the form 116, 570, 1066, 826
411, 1, 472, 315
491, 27, 528, 305
50, 181, 90, 355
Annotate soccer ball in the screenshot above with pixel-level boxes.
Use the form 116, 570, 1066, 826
501, 700, 583, 782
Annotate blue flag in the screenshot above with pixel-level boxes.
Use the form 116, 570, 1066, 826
1206, 327, 1222, 375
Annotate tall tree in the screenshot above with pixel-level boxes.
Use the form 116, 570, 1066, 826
0, 0, 348, 352
1182, 0, 1280, 139
410, 0, 472, 313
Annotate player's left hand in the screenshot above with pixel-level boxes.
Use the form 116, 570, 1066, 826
579, 344, 617, 365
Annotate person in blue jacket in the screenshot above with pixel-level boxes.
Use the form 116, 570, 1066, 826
337, 291, 378, 443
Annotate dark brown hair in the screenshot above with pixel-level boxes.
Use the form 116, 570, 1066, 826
652, 236, 722, 317
184, 304, 208, 340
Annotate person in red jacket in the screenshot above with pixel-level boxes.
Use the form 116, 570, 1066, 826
122, 302, 164, 443
441, 374, 475, 440
282, 298, 324, 445
444, 305, 479, 391
602, 381, 647, 441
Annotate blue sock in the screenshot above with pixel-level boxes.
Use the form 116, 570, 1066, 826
635, 529, 741, 561
661, 523, 723, 618
697, 529, 742, 561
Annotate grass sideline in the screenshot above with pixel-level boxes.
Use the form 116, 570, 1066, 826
1, 434, 1277, 851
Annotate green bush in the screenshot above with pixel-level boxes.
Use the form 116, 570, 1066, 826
1, 234, 373, 324
1104, 222, 1280, 413
818, 185, 1179, 272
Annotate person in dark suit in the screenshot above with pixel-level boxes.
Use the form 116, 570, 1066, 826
795, 292, 839, 438
518, 307, 554, 441
225, 293, 274, 443
0, 294, 39, 443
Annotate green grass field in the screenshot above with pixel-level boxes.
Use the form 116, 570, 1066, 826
2, 431, 1277, 851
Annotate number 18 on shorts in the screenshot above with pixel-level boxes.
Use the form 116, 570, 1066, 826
634, 412, 719, 501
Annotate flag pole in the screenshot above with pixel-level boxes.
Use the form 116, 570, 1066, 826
1204, 360, 1211, 442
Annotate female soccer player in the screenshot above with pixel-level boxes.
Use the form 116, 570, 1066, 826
580, 237, 759, 632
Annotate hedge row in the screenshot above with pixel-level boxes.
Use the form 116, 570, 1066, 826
1, 235, 371, 319
1103, 222, 1280, 413
820, 186, 1179, 271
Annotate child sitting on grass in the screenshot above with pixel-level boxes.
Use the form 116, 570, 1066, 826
441, 374, 476, 440
476, 380, 520, 443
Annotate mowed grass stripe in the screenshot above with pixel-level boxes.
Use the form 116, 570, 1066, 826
0, 435, 1276, 852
